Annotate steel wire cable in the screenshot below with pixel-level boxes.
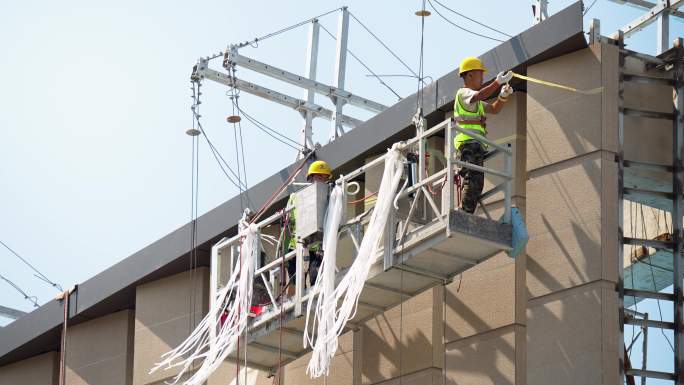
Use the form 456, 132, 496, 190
236, 7, 344, 48
426, 0, 505, 43
431, 0, 512, 38
348, 11, 419, 78
0, 273, 39, 308
319, 23, 402, 100
0, 240, 63, 292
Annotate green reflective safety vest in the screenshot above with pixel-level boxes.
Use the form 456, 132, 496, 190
286, 193, 321, 252
453, 89, 487, 150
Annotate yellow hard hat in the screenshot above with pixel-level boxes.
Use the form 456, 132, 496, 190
307, 160, 332, 180
459, 57, 487, 75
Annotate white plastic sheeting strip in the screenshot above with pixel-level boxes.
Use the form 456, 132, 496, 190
304, 145, 406, 378
303, 185, 346, 377
149, 222, 259, 385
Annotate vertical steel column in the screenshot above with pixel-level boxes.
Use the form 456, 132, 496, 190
503, 144, 512, 224
384, 204, 396, 271
642, 313, 649, 385
657, 1, 670, 55
330, 7, 349, 142
673, 60, 684, 384
295, 244, 304, 317
617, 31, 627, 385
533, 0, 548, 24
209, 244, 220, 352
589, 18, 601, 45
445, 120, 454, 236
300, 20, 320, 157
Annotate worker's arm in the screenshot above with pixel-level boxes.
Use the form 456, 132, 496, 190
485, 84, 513, 114
470, 71, 513, 102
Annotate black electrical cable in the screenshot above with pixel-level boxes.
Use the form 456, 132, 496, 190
348, 11, 419, 78
0, 273, 39, 307
319, 24, 402, 100
426, 0, 505, 43
431, 0, 513, 38
0, 240, 62, 292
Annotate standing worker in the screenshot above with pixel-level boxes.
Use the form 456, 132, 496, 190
454, 57, 514, 214
285, 160, 333, 294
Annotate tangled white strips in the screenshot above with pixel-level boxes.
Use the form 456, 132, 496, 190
149, 221, 259, 385
304, 145, 406, 378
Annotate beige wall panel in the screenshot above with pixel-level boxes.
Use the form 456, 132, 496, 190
526, 217, 601, 298
526, 151, 602, 238
133, 268, 209, 385
365, 367, 442, 385
601, 43, 619, 153
527, 46, 602, 171
445, 325, 517, 385
208, 362, 278, 385
527, 281, 616, 385
444, 253, 515, 342
65, 310, 134, 385
526, 150, 619, 297
0, 351, 59, 385
361, 290, 436, 385
286, 331, 355, 385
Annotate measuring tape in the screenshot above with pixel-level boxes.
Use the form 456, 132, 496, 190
511, 72, 603, 95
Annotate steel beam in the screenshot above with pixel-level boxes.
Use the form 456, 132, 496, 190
657, 4, 670, 54
534, 0, 549, 24
331, 7, 350, 141
608, 0, 684, 19
613, 0, 684, 38
0, 306, 26, 321
618, 32, 627, 385
673, 64, 684, 384
301, 20, 320, 154
196, 66, 362, 128
626, 368, 677, 380
224, 50, 386, 115
625, 316, 675, 329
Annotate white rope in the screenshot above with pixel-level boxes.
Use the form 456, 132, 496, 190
149, 221, 259, 385
304, 144, 406, 378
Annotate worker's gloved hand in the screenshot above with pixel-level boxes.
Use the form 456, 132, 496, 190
496, 71, 513, 85
500, 84, 514, 98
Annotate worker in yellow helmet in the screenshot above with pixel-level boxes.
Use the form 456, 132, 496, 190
285, 160, 333, 294
455, 57, 514, 214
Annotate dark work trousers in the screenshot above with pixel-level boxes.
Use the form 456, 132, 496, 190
286, 249, 323, 287
457, 141, 486, 214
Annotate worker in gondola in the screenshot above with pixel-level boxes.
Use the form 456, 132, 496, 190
454, 57, 514, 214
285, 160, 333, 294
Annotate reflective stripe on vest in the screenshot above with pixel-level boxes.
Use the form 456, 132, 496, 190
453, 91, 487, 149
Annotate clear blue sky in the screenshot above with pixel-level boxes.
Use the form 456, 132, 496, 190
1, 0, 681, 381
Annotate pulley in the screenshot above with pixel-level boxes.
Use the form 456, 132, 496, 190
226, 115, 242, 123
185, 128, 201, 136
415, 9, 431, 16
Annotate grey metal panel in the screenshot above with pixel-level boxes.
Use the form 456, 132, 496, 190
0, 1, 586, 366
